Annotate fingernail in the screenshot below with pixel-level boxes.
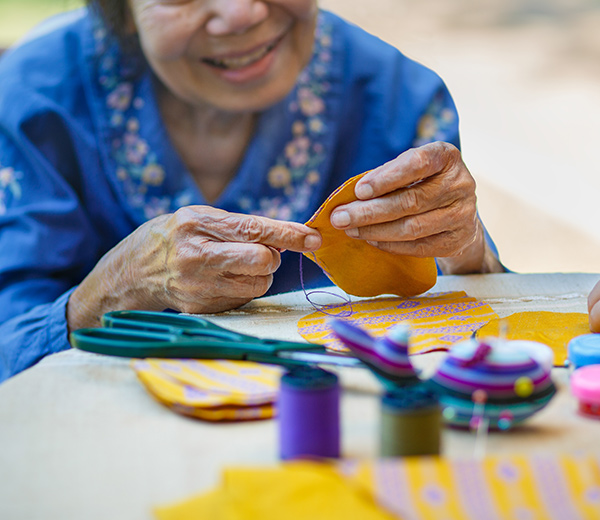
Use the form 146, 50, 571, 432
356, 183, 374, 199
304, 234, 321, 250
331, 210, 350, 228
366, 240, 378, 247
346, 228, 359, 238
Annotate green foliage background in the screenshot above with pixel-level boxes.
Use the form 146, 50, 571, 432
0, 0, 84, 47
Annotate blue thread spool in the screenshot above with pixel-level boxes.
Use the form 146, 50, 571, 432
278, 366, 340, 460
568, 334, 600, 370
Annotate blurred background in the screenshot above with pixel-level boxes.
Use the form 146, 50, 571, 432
1, 0, 599, 274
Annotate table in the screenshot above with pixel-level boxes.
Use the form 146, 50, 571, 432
1, 273, 599, 520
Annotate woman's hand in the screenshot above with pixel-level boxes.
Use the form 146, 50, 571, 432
588, 280, 600, 332
67, 206, 321, 330
330, 141, 503, 274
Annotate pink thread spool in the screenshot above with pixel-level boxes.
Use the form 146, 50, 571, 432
571, 365, 600, 419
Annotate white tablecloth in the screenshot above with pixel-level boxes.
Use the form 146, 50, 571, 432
1, 273, 599, 520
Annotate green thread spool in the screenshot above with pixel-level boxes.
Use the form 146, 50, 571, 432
380, 384, 441, 457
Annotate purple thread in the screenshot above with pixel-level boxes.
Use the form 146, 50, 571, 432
299, 253, 353, 317
278, 367, 340, 460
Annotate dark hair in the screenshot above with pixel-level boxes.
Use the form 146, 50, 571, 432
87, 0, 128, 38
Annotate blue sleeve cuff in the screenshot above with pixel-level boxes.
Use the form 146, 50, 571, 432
0, 286, 76, 384
47, 286, 77, 354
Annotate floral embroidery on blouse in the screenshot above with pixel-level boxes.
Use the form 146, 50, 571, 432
0, 166, 23, 216
237, 17, 333, 221
93, 23, 193, 220
412, 90, 457, 148
93, 13, 333, 223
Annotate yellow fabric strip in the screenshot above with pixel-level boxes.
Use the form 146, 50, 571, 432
298, 291, 498, 353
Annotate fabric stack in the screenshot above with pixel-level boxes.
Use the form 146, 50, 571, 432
132, 359, 283, 421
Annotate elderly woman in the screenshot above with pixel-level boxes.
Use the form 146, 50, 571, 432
0, 0, 503, 382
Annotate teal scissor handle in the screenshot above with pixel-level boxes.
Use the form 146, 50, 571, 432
103, 310, 258, 340
70, 327, 307, 363
70, 310, 326, 364
101, 310, 320, 350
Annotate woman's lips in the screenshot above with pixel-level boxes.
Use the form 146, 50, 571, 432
201, 34, 284, 71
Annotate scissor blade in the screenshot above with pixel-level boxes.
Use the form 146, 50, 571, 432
277, 351, 365, 368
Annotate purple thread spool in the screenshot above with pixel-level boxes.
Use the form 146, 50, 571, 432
278, 366, 340, 460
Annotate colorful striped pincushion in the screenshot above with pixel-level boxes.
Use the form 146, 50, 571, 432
429, 338, 557, 429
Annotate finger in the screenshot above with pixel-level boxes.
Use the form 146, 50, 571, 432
176, 295, 263, 315
218, 272, 275, 299
183, 238, 282, 277
366, 228, 474, 258
345, 204, 477, 246
588, 280, 600, 312
331, 179, 461, 229
168, 272, 275, 314
184, 272, 274, 306
183, 206, 322, 252
354, 141, 461, 200
590, 301, 600, 333
219, 243, 281, 276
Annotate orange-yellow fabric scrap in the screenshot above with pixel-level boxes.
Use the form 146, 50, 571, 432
477, 311, 590, 366
303, 172, 437, 298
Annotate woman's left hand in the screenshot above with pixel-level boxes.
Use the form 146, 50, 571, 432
330, 141, 502, 274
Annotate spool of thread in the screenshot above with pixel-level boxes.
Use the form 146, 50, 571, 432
568, 334, 600, 370
380, 384, 441, 457
571, 365, 600, 419
278, 366, 340, 460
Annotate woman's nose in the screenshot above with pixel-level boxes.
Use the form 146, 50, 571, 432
205, 0, 269, 36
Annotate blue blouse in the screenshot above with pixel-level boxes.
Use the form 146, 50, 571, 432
0, 8, 471, 382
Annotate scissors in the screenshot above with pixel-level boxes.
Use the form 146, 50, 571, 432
70, 310, 364, 369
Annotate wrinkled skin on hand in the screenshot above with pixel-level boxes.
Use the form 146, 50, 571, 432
330, 141, 503, 275
588, 280, 600, 332
67, 206, 321, 331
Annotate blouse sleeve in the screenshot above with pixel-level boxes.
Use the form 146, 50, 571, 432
412, 86, 503, 266
0, 128, 100, 383
411, 87, 461, 149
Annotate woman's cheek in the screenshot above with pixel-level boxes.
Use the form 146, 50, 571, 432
135, 6, 200, 59
277, 0, 318, 20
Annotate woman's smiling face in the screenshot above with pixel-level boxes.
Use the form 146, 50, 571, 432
127, 0, 318, 112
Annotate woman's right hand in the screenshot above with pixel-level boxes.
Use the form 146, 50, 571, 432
588, 279, 600, 333
67, 206, 321, 331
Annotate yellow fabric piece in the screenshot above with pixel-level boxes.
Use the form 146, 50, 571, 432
298, 291, 498, 353
154, 461, 396, 520
477, 311, 590, 366
132, 359, 282, 422
155, 456, 600, 520
304, 172, 437, 297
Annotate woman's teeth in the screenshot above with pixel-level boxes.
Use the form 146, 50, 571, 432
204, 41, 276, 70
